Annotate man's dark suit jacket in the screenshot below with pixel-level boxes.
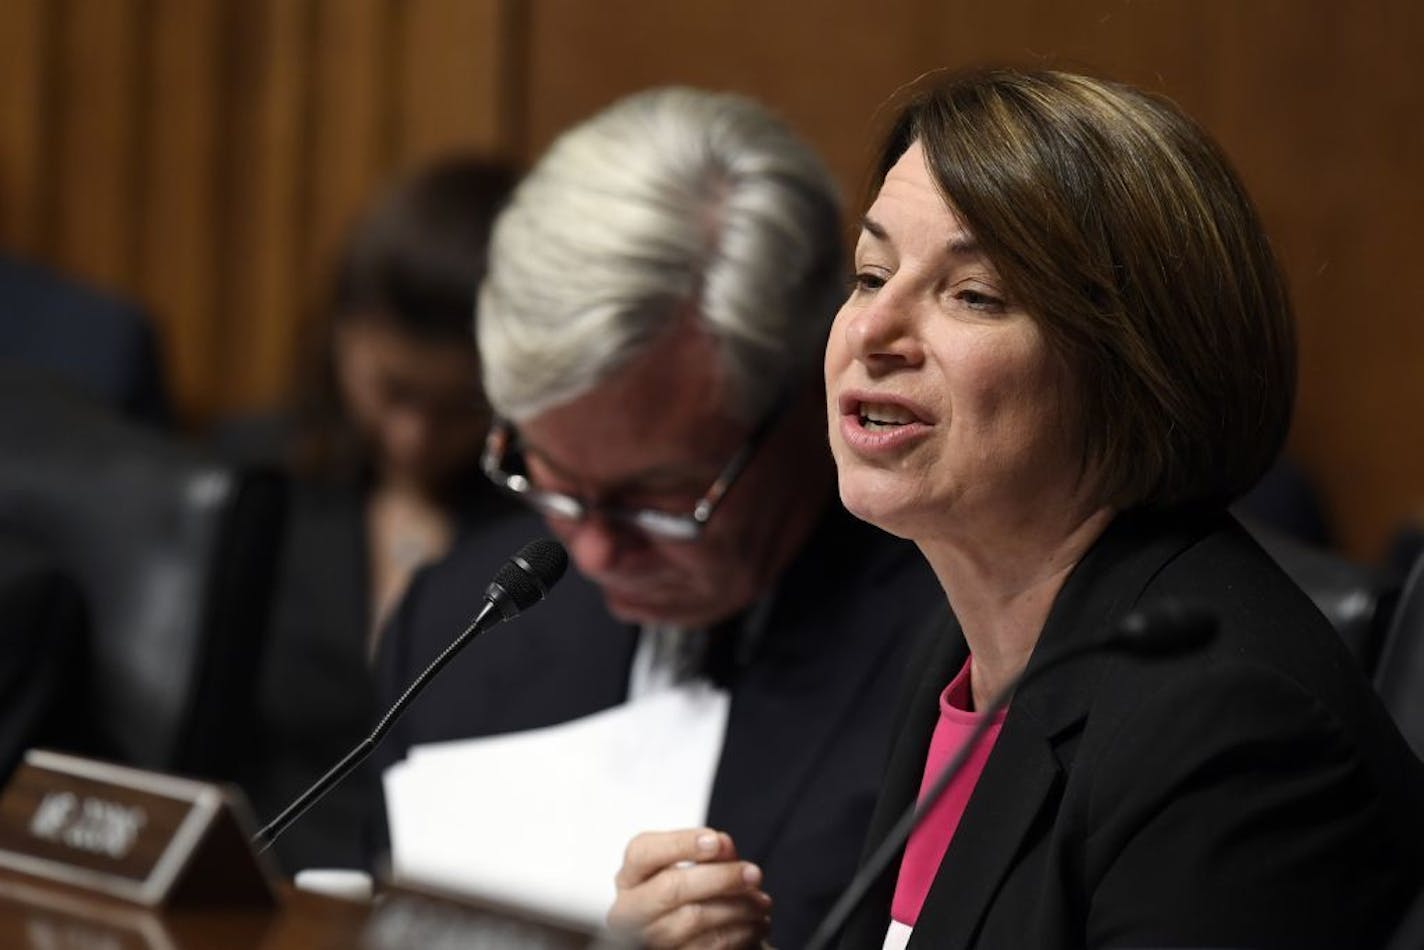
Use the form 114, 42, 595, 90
373, 503, 946, 948
841, 508, 1424, 949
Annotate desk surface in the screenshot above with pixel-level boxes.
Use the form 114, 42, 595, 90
0, 878, 369, 949
0, 876, 622, 949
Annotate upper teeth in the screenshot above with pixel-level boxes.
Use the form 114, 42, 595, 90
860, 402, 915, 425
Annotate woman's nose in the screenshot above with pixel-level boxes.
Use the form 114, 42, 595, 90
843, 291, 923, 371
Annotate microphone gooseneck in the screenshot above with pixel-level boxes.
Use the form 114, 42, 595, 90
251, 538, 569, 854
803, 599, 1217, 950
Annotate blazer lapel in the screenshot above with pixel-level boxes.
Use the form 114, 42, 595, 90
907, 714, 1062, 948
838, 617, 967, 949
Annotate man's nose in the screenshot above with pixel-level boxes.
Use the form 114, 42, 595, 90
561, 512, 638, 577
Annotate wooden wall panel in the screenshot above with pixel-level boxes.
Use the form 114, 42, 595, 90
523, 0, 934, 198
521, 0, 1424, 559
219, 0, 314, 413
307, 0, 393, 309
49, 0, 146, 288
396, 0, 515, 167
0, 0, 1419, 558
1203, 1, 1424, 558
141, 0, 223, 422
522, 0, 1220, 218
0, 0, 52, 247
0, 0, 515, 423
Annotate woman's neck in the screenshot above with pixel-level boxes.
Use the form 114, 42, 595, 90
365, 481, 456, 657
918, 502, 1115, 711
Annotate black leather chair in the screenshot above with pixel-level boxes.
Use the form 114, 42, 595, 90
0, 371, 284, 779
1375, 551, 1424, 762
1243, 518, 1403, 676
1378, 551, 1424, 950
0, 533, 88, 781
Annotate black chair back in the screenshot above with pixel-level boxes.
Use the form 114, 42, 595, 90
0, 371, 284, 777
1376, 552, 1424, 761
1245, 519, 1402, 675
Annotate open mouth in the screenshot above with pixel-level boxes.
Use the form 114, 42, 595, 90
857, 401, 919, 431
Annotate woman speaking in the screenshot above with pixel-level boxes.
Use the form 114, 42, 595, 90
825, 69, 1424, 948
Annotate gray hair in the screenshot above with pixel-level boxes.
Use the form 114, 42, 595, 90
477, 86, 843, 422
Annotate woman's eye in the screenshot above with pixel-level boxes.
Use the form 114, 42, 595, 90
955, 289, 1006, 313
850, 271, 886, 293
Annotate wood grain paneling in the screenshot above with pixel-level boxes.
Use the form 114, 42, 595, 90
0, 0, 515, 423
50, 0, 145, 288
520, 0, 1424, 558
308, 0, 392, 306
0, 0, 52, 246
396, 0, 514, 167
1203, 2, 1424, 558
0, 0, 1419, 557
141, 0, 223, 422
219, 0, 313, 414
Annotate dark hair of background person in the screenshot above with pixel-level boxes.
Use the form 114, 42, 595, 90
869, 68, 1296, 513
292, 157, 520, 484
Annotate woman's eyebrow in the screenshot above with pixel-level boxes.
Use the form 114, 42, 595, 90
861, 214, 981, 259
946, 234, 980, 257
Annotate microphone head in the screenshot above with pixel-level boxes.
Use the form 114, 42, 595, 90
1114, 599, 1218, 656
486, 538, 569, 619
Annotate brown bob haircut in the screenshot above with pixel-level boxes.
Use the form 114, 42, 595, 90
873, 69, 1296, 511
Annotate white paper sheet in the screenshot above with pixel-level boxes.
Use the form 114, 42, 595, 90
384, 682, 730, 926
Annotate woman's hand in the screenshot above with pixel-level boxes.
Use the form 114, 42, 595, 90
607, 827, 772, 949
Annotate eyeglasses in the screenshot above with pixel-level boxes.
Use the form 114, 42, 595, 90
481, 402, 785, 542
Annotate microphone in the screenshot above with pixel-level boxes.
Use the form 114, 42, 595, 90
803, 599, 1217, 950
251, 538, 568, 854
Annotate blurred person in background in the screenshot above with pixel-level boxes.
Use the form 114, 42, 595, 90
374, 87, 945, 948
220, 156, 519, 874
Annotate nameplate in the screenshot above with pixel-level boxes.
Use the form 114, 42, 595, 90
0, 749, 275, 908
364, 882, 636, 950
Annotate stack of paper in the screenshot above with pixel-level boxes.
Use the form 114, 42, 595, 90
384, 682, 731, 926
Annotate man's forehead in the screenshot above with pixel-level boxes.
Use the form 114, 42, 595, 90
514, 324, 747, 484
516, 402, 745, 487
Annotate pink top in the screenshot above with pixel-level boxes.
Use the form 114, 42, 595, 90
889, 657, 1006, 928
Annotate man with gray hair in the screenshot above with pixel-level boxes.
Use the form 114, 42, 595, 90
374, 87, 942, 948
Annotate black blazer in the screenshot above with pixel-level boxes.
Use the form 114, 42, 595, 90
373, 503, 946, 949
842, 509, 1424, 949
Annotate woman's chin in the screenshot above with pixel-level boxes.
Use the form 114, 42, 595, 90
836, 477, 924, 541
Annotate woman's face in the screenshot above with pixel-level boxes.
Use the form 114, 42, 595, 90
334, 317, 487, 491
825, 141, 1084, 542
